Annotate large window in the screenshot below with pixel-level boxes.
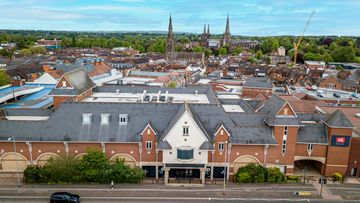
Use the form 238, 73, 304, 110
177, 149, 194, 160
218, 142, 225, 151
282, 126, 288, 154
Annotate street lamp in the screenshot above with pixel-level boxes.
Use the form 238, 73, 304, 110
8, 136, 21, 187
223, 141, 228, 196
303, 166, 307, 185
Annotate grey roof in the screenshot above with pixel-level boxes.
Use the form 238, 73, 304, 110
94, 85, 219, 104
259, 94, 302, 126
218, 99, 255, 112
50, 68, 96, 96
199, 141, 214, 150
55, 64, 82, 73
230, 126, 276, 144
0, 103, 182, 142
297, 123, 328, 144
3, 109, 53, 116
157, 141, 172, 150
297, 113, 327, 122
322, 109, 354, 128
243, 77, 273, 89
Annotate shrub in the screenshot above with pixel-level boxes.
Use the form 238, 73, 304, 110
267, 167, 285, 183
286, 175, 300, 183
236, 172, 251, 183
23, 148, 145, 184
235, 163, 267, 183
332, 173, 343, 182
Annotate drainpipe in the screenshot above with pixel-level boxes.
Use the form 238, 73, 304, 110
264, 144, 269, 167
155, 142, 159, 181
63, 142, 69, 157
139, 141, 142, 168
26, 142, 33, 165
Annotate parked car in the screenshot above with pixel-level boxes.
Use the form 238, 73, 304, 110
50, 192, 80, 203
333, 93, 341, 98
311, 85, 318, 91
351, 93, 360, 98
290, 86, 296, 90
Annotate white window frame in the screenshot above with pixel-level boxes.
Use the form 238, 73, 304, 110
82, 113, 92, 125
62, 81, 67, 87
307, 143, 314, 151
218, 142, 225, 151
183, 126, 189, 136
282, 126, 288, 154
146, 141, 152, 150
119, 114, 128, 125
100, 114, 110, 125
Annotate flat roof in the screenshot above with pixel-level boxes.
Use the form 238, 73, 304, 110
222, 105, 245, 113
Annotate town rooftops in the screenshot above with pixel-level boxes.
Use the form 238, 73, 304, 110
322, 109, 354, 128
243, 77, 273, 89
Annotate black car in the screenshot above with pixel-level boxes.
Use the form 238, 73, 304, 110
50, 192, 80, 203
333, 93, 341, 98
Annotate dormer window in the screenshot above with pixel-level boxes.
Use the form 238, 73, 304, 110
62, 81, 67, 87
119, 114, 128, 125
101, 114, 111, 125
82, 113, 92, 125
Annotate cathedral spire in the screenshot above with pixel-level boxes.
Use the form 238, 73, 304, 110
207, 24, 210, 35
203, 24, 206, 34
222, 14, 231, 46
166, 14, 175, 61
225, 13, 230, 35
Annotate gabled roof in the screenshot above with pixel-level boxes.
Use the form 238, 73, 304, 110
259, 94, 302, 126
199, 141, 214, 150
322, 109, 354, 128
50, 68, 96, 96
157, 141, 172, 150
297, 123, 328, 144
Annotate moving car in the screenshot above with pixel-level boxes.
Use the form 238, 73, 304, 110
333, 93, 341, 98
50, 192, 80, 203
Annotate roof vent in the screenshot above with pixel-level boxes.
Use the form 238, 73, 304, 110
82, 113, 93, 125
101, 114, 111, 125
355, 113, 360, 118
119, 114, 128, 125
195, 90, 198, 96
116, 89, 120, 95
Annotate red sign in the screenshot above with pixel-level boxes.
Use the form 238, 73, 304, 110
336, 137, 345, 143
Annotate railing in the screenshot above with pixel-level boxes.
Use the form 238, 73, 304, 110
168, 177, 201, 184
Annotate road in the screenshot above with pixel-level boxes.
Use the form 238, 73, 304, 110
0, 196, 358, 203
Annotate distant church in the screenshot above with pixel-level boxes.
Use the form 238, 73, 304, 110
165, 15, 205, 65
201, 14, 258, 50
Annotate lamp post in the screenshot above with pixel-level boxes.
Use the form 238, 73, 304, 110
223, 141, 228, 196
8, 136, 21, 187
303, 166, 307, 185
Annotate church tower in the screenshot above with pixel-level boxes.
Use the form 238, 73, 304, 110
222, 14, 231, 46
165, 14, 175, 61
201, 24, 208, 46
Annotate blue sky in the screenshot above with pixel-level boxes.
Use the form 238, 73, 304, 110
0, 0, 359, 36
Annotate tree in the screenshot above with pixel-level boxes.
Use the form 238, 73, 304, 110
232, 46, 243, 55
166, 81, 177, 88
19, 49, 32, 56
192, 46, 204, 53
30, 46, 46, 55
331, 46, 356, 62
265, 56, 271, 65
0, 70, 11, 86
267, 167, 285, 183
255, 50, 263, 59
280, 37, 293, 51
218, 47, 227, 55
304, 52, 322, 61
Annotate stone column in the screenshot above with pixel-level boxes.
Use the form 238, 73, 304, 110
164, 168, 170, 185
200, 168, 206, 184
155, 149, 159, 180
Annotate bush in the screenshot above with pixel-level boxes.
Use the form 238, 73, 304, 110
286, 175, 300, 183
332, 173, 343, 182
237, 172, 252, 183
267, 167, 285, 183
235, 163, 267, 183
23, 148, 145, 184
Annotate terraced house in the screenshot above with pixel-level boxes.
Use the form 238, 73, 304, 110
0, 69, 356, 184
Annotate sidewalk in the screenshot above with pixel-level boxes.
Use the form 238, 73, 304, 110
312, 181, 342, 200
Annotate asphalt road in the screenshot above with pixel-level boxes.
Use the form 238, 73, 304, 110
0, 196, 358, 203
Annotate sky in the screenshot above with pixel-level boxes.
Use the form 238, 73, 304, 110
0, 0, 359, 36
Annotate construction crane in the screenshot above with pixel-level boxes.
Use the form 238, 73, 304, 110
293, 11, 315, 65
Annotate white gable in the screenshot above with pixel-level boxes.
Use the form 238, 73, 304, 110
34, 73, 57, 84
162, 110, 209, 164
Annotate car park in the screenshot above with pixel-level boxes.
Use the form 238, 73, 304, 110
50, 192, 80, 203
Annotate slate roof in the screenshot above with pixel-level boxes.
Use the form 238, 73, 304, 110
199, 142, 214, 150
50, 68, 96, 96
322, 109, 354, 128
157, 141, 172, 150
259, 94, 302, 126
297, 123, 328, 144
243, 77, 273, 89
218, 99, 255, 112
3, 109, 53, 116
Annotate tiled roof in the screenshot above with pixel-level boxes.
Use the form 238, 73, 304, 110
322, 109, 354, 128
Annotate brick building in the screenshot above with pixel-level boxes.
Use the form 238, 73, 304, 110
0, 71, 357, 184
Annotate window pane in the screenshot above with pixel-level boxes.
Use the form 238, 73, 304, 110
177, 149, 194, 159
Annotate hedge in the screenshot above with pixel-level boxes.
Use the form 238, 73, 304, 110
24, 148, 145, 184
234, 164, 285, 183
